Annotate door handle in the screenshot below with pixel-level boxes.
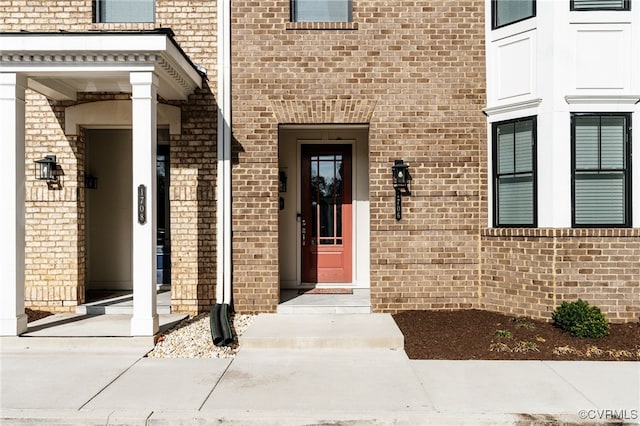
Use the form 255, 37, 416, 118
301, 219, 306, 246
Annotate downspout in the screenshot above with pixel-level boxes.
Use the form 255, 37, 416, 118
212, 0, 233, 346
216, 0, 232, 306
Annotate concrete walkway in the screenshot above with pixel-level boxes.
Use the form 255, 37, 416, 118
1, 314, 639, 425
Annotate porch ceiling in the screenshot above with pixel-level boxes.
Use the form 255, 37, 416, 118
0, 29, 203, 101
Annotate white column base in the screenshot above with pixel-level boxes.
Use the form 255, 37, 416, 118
130, 315, 159, 336
0, 314, 28, 336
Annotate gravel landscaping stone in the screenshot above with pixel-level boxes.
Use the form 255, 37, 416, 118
147, 313, 255, 359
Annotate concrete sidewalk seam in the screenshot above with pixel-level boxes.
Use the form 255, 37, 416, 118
78, 356, 144, 410
198, 355, 236, 411
541, 361, 601, 409
408, 360, 438, 411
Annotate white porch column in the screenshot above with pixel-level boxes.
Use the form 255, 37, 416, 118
0, 73, 28, 336
130, 72, 159, 336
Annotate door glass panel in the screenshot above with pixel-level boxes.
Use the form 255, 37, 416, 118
311, 159, 319, 245
310, 153, 343, 246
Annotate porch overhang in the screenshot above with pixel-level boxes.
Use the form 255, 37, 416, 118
0, 29, 203, 101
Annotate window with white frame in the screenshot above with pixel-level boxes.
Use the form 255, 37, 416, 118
493, 116, 537, 227
94, 0, 154, 23
572, 113, 631, 227
290, 0, 352, 22
570, 0, 630, 11
492, 0, 536, 29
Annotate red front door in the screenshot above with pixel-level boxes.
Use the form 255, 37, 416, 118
301, 144, 352, 283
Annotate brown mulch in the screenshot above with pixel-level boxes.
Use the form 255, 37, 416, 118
393, 309, 640, 361
26, 308, 54, 323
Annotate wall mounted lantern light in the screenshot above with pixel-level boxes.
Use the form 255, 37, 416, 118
392, 159, 411, 195
34, 155, 57, 181
392, 159, 412, 220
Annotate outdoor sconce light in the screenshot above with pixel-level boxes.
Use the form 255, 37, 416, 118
34, 155, 57, 181
392, 160, 412, 221
392, 160, 412, 195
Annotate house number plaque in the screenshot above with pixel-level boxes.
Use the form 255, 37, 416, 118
395, 190, 402, 221
138, 184, 147, 224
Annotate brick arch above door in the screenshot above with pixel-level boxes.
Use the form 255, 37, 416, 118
269, 98, 377, 124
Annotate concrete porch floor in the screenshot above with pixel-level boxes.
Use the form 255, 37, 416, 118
79, 288, 172, 315
16, 289, 372, 338
278, 288, 371, 314
20, 290, 186, 338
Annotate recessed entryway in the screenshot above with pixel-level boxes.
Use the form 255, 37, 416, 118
83, 128, 171, 313
278, 125, 370, 312
85, 129, 133, 293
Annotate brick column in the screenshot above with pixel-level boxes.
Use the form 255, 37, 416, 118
0, 73, 28, 335
130, 72, 159, 336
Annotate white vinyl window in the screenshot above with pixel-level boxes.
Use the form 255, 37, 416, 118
572, 113, 631, 227
571, 0, 630, 11
493, 116, 537, 227
291, 0, 352, 22
492, 0, 536, 29
94, 0, 154, 23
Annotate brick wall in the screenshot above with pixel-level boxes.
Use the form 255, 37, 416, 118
22, 89, 84, 312
231, 1, 488, 313
482, 229, 640, 323
159, 3, 218, 315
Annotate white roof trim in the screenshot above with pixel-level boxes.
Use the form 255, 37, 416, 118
0, 32, 202, 101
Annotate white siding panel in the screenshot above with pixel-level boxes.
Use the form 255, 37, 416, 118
496, 34, 535, 100
575, 26, 630, 90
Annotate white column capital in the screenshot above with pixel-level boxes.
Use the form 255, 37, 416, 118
130, 72, 159, 99
0, 73, 28, 100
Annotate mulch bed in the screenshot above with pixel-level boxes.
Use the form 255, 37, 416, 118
25, 308, 54, 323
393, 309, 640, 361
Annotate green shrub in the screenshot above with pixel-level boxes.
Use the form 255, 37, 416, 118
552, 299, 609, 338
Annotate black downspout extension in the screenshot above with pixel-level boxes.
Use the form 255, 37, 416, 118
210, 303, 224, 346
210, 303, 234, 347
219, 303, 234, 346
